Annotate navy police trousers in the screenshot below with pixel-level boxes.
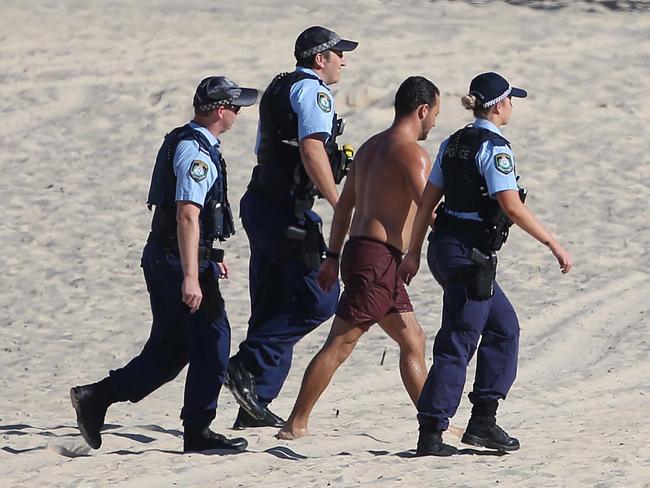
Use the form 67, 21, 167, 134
231, 189, 339, 405
109, 242, 231, 430
417, 228, 520, 432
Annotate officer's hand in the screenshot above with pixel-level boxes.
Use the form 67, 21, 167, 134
549, 242, 573, 274
317, 258, 339, 292
399, 253, 420, 285
218, 260, 229, 279
182, 276, 203, 313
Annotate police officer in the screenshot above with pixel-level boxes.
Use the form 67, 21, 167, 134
225, 26, 358, 428
69, 76, 258, 453
400, 72, 572, 456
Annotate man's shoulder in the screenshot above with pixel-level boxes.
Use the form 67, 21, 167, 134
290, 71, 326, 92
389, 139, 430, 165
175, 138, 213, 171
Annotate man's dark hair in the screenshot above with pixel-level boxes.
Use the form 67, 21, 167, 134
296, 54, 317, 68
296, 50, 337, 68
394, 76, 439, 117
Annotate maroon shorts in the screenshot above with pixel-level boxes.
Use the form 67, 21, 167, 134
336, 236, 413, 329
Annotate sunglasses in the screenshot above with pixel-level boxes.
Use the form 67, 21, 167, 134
328, 49, 344, 59
224, 104, 241, 114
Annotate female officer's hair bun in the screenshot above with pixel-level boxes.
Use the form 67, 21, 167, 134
461, 94, 478, 110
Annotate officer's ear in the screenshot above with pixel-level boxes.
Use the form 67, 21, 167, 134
313, 51, 327, 69
493, 99, 508, 115
215, 105, 227, 120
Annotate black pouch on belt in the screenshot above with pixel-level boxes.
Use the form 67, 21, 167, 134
284, 217, 324, 272
198, 266, 225, 321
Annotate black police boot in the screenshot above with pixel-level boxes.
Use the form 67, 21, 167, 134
415, 428, 458, 457
183, 427, 248, 453
69, 378, 114, 449
233, 406, 285, 429
224, 359, 266, 421
461, 415, 520, 451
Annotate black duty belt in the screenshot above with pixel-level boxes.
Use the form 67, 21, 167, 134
435, 213, 487, 239
147, 232, 224, 263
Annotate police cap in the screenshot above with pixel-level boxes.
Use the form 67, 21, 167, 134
193, 76, 258, 112
469, 72, 527, 108
294, 26, 358, 61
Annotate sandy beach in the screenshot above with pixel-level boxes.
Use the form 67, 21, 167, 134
1, 0, 649, 486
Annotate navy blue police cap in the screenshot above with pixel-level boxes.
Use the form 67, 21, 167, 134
469, 72, 527, 108
193, 76, 258, 112
294, 26, 358, 61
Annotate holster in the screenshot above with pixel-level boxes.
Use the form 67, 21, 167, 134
283, 215, 325, 272
198, 265, 225, 321
453, 248, 498, 300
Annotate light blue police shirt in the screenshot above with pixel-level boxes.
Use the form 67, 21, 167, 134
174, 122, 220, 207
428, 118, 518, 220
253, 67, 335, 153
289, 67, 335, 141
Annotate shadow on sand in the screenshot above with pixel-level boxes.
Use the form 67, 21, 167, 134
393, 448, 509, 458
0, 422, 195, 458
433, 0, 650, 12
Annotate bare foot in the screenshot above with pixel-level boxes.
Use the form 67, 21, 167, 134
276, 424, 309, 440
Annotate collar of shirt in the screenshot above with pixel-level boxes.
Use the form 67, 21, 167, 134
295, 66, 330, 92
189, 121, 221, 149
472, 118, 503, 137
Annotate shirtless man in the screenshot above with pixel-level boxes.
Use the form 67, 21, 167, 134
278, 76, 441, 440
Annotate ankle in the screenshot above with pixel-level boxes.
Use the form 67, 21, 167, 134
93, 378, 117, 406
469, 398, 498, 417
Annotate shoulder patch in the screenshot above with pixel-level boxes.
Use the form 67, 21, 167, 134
494, 153, 514, 174
316, 91, 332, 113
189, 160, 209, 182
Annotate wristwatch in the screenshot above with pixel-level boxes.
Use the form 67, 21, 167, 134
325, 250, 340, 260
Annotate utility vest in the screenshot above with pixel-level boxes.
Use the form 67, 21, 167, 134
252, 71, 343, 211
147, 124, 235, 248
440, 126, 525, 251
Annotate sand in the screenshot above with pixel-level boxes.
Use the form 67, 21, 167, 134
1, 0, 649, 486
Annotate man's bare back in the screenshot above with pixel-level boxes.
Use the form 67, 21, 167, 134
350, 128, 433, 251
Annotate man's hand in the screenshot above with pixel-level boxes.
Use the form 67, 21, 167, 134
182, 275, 202, 313
317, 258, 339, 292
218, 260, 229, 279
399, 253, 420, 285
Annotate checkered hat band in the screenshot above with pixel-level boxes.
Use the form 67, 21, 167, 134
296, 34, 340, 59
197, 99, 232, 112
482, 86, 512, 108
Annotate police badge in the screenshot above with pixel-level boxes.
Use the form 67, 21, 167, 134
317, 91, 332, 113
494, 153, 514, 174
189, 160, 209, 182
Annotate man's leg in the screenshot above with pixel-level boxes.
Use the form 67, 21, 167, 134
277, 317, 366, 440
253, 260, 339, 404
229, 193, 338, 421
377, 311, 427, 406
71, 245, 189, 449
182, 302, 248, 453
181, 297, 230, 431
232, 258, 339, 406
